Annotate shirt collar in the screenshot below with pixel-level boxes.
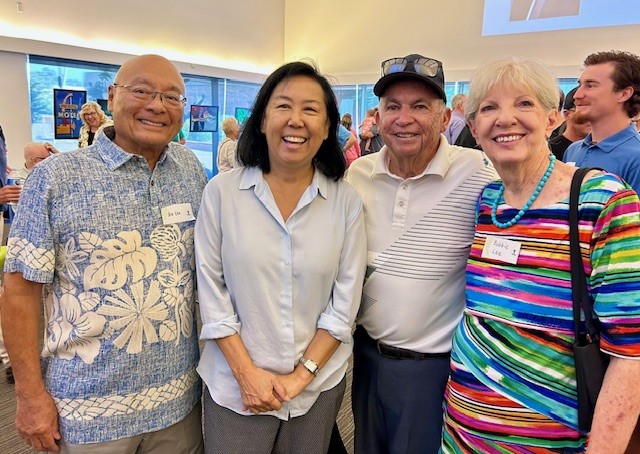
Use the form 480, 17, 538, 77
94, 126, 176, 170
370, 134, 451, 181
239, 166, 328, 200
583, 123, 640, 153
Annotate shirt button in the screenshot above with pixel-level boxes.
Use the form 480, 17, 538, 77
403, 184, 408, 190
150, 180, 155, 186
399, 201, 405, 207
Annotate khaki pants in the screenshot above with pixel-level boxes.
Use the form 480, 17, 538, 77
52, 402, 203, 454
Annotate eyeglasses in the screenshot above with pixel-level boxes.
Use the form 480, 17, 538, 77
381, 57, 442, 78
113, 83, 187, 108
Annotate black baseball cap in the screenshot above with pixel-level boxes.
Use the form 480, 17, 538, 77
373, 54, 447, 102
563, 87, 578, 111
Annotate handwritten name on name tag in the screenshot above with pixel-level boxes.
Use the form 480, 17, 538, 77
161, 203, 195, 225
481, 236, 521, 265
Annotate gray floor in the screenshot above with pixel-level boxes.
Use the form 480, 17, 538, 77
0, 372, 32, 454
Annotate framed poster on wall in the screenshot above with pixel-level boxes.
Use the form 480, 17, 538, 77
53, 89, 86, 139
190, 105, 218, 132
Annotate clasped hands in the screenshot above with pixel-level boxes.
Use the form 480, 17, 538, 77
236, 364, 312, 414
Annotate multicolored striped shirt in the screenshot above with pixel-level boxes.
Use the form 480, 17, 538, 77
442, 173, 640, 453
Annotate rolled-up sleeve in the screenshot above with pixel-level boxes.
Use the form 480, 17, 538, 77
195, 182, 241, 340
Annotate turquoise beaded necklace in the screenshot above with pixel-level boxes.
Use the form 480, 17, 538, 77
491, 154, 556, 229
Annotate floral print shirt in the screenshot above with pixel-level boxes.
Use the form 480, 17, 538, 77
5, 127, 208, 444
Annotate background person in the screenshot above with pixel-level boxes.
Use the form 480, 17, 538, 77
341, 113, 361, 167
441, 57, 640, 453
358, 107, 382, 154
563, 50, 640, 193
2, 54, 207, 453
444, 93, 466, 144
549, 86, 591, 159
77, 101, 112, 148
216, 116, 240, 173
346, 53, 496, 454
195, 61, 366, 454
337, 122, 357, 154
9, 141, 59, 181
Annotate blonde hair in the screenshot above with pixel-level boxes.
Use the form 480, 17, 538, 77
79, 101, 109, 126
465, 57, 559, 123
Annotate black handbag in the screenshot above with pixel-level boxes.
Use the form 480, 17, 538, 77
569, 167, 610, 434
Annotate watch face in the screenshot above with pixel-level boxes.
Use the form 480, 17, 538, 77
301, 357, 318, 374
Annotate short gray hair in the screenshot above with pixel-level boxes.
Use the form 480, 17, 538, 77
221, 117, 239, 136
465, 57, 559, 123
451, 94, 466, 110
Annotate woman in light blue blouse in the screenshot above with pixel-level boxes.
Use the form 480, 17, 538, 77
194, 61, 367, 453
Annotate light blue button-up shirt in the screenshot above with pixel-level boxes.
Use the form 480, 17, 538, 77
5, 128, 208, 444
195, 166, 366, 419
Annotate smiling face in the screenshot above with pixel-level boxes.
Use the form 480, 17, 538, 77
378, 80, 449, 169
84, 109, 101, 129
108, 55, 185, 159
572, 62, 631, 124
470, 84, 557, 168
260, 75, 329, 173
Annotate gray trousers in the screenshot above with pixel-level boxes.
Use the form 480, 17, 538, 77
203, 378, 346, 454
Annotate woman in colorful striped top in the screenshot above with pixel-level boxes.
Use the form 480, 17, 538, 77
441, 57, 640, 453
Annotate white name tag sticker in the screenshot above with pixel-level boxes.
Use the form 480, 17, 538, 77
481, 236, 521, 265
161, 203, 195, 225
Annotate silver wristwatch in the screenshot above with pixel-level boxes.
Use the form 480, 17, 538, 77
299, 356, 319, 376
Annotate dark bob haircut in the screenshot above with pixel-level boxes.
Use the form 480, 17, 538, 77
237, 61, 345, 180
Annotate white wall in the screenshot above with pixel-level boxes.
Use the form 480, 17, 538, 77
0, 0, 285, 75
0, 51, 33, 168
283, 0, 640, 84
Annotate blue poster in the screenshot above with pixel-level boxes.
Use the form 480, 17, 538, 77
54, 89, 86, 139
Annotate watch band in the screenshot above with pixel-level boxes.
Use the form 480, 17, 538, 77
299, 356, 319, 376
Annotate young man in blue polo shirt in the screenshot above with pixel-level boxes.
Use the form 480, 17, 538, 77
563, 50, 640, 193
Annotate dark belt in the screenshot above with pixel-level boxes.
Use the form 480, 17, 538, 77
356, 325, 450, 361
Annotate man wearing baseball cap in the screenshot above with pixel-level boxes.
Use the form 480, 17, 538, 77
346, 54, 497, 453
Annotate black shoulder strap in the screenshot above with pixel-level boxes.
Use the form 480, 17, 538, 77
570, 167, 599, 340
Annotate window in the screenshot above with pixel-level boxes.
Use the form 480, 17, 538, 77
29, 56, 117, 151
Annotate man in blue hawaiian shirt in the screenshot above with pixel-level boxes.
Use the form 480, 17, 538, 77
1, 55, 207, 453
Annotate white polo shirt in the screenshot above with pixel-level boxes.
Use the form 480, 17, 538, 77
346, 136, 497, 353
